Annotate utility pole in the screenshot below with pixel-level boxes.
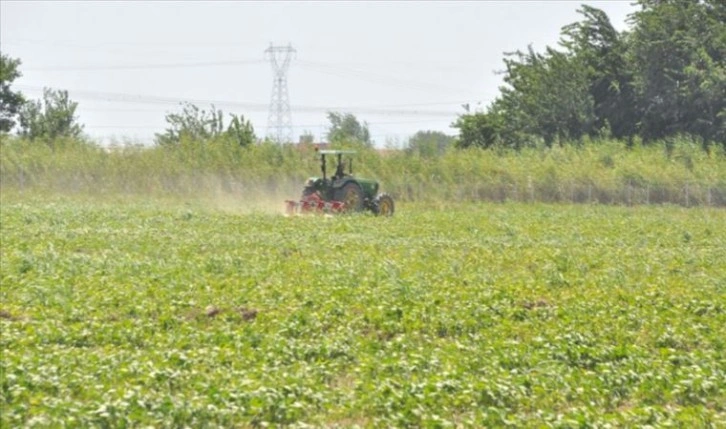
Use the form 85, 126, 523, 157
265, 43, 296, 144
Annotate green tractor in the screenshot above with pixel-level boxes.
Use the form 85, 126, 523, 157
285, 150, 395, 216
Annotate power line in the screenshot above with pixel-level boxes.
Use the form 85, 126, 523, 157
16, 60, 486, 98
73, 102, 469, 113
15, 84, 267, 109
23, 59, 266, 72
20, 84, 473, 110
3, 39, 475, 68
80, 118, 445, 128
294, 58, 477, 71
15, 85, 462, 117
2, 38, 262, 49
296, 59, 477, 96
82, 118, 453, 131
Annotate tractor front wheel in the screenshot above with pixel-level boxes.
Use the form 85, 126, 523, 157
373, 193, 395, 216
334, 182, 364, 213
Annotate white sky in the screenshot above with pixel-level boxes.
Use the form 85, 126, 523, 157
1, 1, 637, 147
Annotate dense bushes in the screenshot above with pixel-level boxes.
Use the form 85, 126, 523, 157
2, 136, 724, 206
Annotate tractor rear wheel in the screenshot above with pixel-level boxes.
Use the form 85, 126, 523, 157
373, 193, 395, 216
334, 182, 364, 212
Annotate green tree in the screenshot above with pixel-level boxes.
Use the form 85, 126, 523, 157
0, 54, 25, 133
628, 0, 726, 145
326, 112, 372, 147
18, 88, 84, 141
225, 113, 256, 147
155, 102, 255, 147
454, 3, 725, 149
494, 45, 595, 146
406, 130, 454, 157
453, 112, 504, 149
298, 130, 315, 144
561, 5, 638, 139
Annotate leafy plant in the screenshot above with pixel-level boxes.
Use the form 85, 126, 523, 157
1, 198, 724, 427
17, 88, 84, 142
0, 54, 25, 133
155, 102, 256, 147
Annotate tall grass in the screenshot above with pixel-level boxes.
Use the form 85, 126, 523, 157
1, 135, 724, 206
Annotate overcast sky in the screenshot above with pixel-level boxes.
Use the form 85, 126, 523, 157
1, 1, 637, 147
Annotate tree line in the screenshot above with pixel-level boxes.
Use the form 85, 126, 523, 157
0, 61, 448, 153
2, 0, 723, 151
0, 56, 85, 143
454, 0, 725, 149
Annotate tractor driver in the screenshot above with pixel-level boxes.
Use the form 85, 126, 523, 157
333, 161, 346, 181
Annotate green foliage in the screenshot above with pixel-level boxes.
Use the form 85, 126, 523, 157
461, 2, 726, 149
628, 0, 726, 144
405, 130, 454, 157
0, 54, 25, 133
1, 198, 725, 426
155, 102, 256, 147
17, 88, 83, 141
561, 5, 638, 139
225, 112, 257, 147
453, 111, 506, 149
497, 45, 596, 146
298, 130, 315, 144
326, 111, 372, 148
1, 136, 724, 207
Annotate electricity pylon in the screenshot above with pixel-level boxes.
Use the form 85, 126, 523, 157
265, 43, 296, 144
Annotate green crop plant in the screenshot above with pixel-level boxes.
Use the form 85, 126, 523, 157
1, 194, 724, 427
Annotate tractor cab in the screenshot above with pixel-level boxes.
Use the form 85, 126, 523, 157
320, 150, 355, 183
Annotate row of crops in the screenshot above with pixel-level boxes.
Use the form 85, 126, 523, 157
1, 196, 724, 426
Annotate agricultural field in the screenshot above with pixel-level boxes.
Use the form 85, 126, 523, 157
1, 196, 725, 427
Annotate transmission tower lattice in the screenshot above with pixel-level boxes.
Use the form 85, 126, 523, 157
265, 44, 296, 144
